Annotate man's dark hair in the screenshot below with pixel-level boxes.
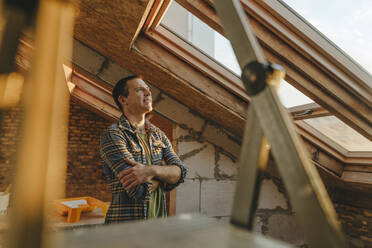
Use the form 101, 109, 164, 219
112, 75, 140, 111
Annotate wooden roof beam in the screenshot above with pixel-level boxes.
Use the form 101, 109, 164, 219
73, 0, 248, 135
64, 65, 372, 191
175, 0, 372, 140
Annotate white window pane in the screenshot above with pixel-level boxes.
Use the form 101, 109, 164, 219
161, 1, 316, 107
278, 80, 313, 108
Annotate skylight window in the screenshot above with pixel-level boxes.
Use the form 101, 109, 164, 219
161, 1, 241, 75
303, 116, 372, 152
282, 0, 372, 75
278, 81, 313, 108
161, 1, 314, 108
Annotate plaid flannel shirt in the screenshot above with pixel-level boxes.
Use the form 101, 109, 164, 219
100, 115, 187, 223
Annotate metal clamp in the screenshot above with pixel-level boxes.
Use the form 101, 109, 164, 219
241, 62, 285, 96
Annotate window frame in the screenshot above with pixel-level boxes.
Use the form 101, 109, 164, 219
142, 0, 371, 138
141, 0, 372, 161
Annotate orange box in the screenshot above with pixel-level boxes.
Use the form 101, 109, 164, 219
55, 196, 109, 223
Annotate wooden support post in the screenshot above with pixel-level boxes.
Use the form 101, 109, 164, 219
7, 1, 74, 248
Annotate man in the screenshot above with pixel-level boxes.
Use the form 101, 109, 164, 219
100, 75, 187, 224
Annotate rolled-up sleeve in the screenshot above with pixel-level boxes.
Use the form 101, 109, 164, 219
100, 128, 151, 200
160, 131, 187, 192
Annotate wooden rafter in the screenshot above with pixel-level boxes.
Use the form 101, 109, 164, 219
73, 0, 247, 135
65, 67, 372, 189
12, 0, 371, 189
167, 0, 372, 140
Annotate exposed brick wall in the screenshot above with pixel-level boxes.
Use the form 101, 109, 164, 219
0, 106, 23, 192
335, 204, 372, 248
0, 101, 112, 201
67, 99, 112, 202
328, 188, 372, 248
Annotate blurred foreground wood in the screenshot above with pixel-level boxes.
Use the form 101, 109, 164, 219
53, 214, 293, 248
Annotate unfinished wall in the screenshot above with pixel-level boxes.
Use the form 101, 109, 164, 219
335, 203, 372, 248
68, 39, 371, 247
328, 188, 372, 248
67, 99, 111, 202
0, 106, 23, 192
70, 39, 307, 245
0, 100, 112, 202
149, 88, 307, 246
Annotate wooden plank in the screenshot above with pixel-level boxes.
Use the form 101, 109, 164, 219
72, 68, 117, 107
137, 32, 248, 112
344, 156, 372, 165
8, 2, 75, 248
342, 171, 372, 185
132, 36, 247, 134
71, 87, 120, 121
344, 158, 372, 165
343, 165, 372, 173
73, 0, 140, 51
54, 214, 293, 248
231, 106, 264, 228
147, 26, 249, 102
345, 151, 372, 159
143, 0, 165, 31
177, 0, 224, 36
149, 0, 172, 30
130, 0, 155, 47
75, 0, 152, 47
166, 189, 177, 216
213, 1, 346, 246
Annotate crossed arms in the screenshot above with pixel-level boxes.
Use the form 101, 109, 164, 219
100, 128, 186, 199
119, 158, 181, 191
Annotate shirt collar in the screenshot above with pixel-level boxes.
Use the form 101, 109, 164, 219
118, 114, 156, 134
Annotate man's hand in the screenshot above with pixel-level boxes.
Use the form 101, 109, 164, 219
119, 159, 154, 191
150, 180, 160, 193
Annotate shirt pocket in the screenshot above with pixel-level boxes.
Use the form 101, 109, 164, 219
128, 140, 141, 158
151, 140, 166, 164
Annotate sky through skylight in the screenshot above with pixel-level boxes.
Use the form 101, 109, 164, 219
282, 0, 372, 75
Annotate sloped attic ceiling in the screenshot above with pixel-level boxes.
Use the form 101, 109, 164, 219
53, 0, 370, 192
72, 0, 371, 140
72, 0, 247, 135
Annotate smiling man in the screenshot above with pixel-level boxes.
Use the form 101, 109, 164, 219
100, 75, 187, 223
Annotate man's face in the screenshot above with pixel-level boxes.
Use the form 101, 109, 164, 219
122, 78, 152, 114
